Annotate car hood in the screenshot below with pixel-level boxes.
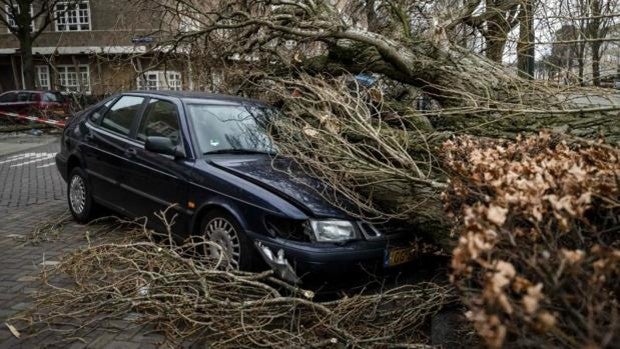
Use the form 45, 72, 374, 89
209, 155, 349, 218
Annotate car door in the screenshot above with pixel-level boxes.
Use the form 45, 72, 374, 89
80, 95, 146, 213
122, 97, 192, 235
15, 92, 34, 115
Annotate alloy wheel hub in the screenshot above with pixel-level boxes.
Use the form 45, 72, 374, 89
69, 175, 86, 214
204, 217, 241, 269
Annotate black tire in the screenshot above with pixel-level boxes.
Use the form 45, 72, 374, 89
200, 210, 262, 271
67, 167, 97, 223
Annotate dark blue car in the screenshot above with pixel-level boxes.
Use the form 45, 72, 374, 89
55, 91, 416, 282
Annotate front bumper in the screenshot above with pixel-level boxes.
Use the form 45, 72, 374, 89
248, 232, 414, 281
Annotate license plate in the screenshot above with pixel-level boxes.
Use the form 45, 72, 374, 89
384, 247, 415, 267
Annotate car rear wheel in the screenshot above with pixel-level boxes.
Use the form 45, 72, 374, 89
67, 167, 97, 223
200, 211, 261, 271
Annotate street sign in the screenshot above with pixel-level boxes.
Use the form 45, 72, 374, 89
132, 36, 154, 45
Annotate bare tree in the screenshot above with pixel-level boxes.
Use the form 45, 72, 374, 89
544, 0, 620, 85
458, 0, 522, 62
517, 0, 535, 78
0, 0, 77, 89
587, 0, 617, 85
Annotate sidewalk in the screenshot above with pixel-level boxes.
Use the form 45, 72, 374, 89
0, 135, 168, 348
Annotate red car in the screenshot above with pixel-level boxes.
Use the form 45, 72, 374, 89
0, 90, 70, 119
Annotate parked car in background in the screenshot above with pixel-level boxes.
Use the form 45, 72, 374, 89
55, 91, 418, 283
0, 90, 70, 118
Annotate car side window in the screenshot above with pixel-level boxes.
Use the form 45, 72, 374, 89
136, 99, 181, 145
0, 92, 16, 103
43, 93, 62, 102
89, 98, 116, 124
100, 96, 145, 136
17, 92, 30, 102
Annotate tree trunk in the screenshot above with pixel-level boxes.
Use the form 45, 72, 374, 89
485, 23, 508, 63
20, 35, 35, 90
589, 0, 602, 86
365, 0, 380, 32
299, 28, 620, 142
577, 55, 585, 85
517, 0, 535, 79
592, 44, 601, 86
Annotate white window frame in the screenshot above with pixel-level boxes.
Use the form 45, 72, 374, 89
36, 65, 51, 90
54, 0, 91, 32
56, 64, 91, 94
5, 4, 35, 33
137, 71, 182, 91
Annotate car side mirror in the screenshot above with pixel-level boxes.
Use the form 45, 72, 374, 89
145, 136, 185, 158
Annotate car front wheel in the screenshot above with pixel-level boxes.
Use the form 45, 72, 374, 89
67, 167, 96, 223
201, 211, 261, 271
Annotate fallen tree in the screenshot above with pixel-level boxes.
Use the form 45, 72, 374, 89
131, 0, 620, 246
143, 0, 619, 141
121, 1, 620, 346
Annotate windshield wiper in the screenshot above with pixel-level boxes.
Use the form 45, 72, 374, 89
204, 149, 276, 155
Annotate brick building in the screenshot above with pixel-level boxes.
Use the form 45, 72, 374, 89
0, 0, 187, 96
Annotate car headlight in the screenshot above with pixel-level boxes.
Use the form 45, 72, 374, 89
307, 220, 358, 242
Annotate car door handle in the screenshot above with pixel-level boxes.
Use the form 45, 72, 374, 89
124, 148, 138, 158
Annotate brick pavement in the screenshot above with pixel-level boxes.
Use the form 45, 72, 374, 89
0, 136, 173, 349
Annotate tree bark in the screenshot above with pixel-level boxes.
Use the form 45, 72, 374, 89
485, 22, 507, 63
20, 34, 35, 90
12, 0, 37, 90
577, 54, 585, 85
517, 0, 535, 79
589, 0, 602, 86
592, 42, 601, 86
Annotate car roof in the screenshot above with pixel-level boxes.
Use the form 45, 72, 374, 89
1, 90, 61, 94
123, 90, 266, 105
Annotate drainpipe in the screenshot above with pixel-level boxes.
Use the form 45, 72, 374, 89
20, 54, 25, 89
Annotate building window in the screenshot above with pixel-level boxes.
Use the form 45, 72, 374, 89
5, 4, 35, 33
137, 71, 182, 91
179, 14, 201, 32
56, 65, 90, 93
36, 66, 50, 90
55, 1, 90, 32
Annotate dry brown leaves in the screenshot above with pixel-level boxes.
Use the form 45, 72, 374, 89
443, 132, 619, 348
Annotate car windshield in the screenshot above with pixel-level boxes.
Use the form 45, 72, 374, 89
187, 103, 277, 155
